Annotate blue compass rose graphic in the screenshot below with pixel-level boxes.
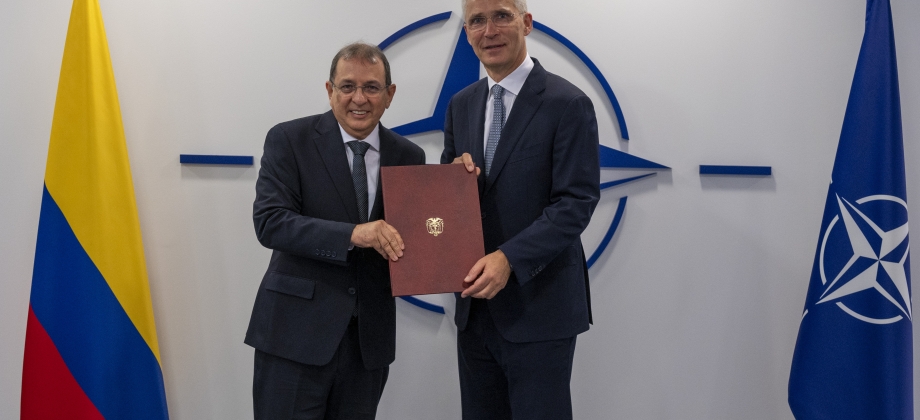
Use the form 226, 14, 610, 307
379, 12, 669, 313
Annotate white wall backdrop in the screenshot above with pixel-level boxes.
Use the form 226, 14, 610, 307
2, 0, 920, 418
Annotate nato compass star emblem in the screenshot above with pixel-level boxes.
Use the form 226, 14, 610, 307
814, 194, 911, 324
379, 12, 669, 313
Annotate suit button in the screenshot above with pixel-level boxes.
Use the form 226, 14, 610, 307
348, 287, 356, 295
481, 211, 486, 219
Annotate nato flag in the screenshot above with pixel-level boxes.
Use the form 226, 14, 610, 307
788, 0, 911, 419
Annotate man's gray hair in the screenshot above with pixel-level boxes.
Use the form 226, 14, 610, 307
329, 42, 392, 86
461, 0, 528, 18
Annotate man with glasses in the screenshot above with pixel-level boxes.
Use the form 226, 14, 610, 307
443, 0, 601, 419
247, 42, 425, 420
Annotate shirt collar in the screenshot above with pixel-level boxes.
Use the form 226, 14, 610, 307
338, 123, 380, 152
487, 54, 534, 96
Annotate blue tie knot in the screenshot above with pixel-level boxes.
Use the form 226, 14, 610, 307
491, 84, 504, 97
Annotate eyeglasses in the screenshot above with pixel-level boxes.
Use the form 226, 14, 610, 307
331, 83, 388, 97
466, 12, 523, 32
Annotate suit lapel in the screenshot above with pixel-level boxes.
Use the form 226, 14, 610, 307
371, 126, 401, 221
314, 111, 361, 223
484, 60, 546, 193
467, 80, 489, 193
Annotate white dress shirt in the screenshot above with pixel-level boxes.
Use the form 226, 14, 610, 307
483, 55, 535, 150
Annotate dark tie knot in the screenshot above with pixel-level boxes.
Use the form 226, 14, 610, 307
347, 140, 370, 157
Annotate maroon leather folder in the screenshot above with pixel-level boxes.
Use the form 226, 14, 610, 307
381, 164, 484, 296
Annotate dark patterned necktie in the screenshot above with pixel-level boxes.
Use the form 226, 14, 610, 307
346, 141, 370, 223
485, 84, 505, 177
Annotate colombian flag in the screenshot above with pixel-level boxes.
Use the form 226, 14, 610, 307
21, 0, 169, 418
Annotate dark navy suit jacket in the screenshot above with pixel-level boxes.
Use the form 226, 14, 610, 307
246, 111, 425, 370
442, 58, 600, 343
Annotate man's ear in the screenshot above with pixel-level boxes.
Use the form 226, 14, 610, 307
522, 13, 533, 36
385, 84, 396, 108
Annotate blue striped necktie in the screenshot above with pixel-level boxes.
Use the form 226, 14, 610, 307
485, 84, 505, 177
346, 140, 370, 223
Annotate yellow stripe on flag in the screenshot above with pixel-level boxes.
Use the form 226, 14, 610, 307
43, 0, 162, 364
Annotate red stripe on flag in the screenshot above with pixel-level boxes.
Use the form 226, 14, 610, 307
21, 305, 104, 420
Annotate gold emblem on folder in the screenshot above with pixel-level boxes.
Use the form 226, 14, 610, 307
426, 217, 444, 237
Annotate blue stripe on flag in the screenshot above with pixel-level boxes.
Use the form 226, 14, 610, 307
30, 186, 169, 420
